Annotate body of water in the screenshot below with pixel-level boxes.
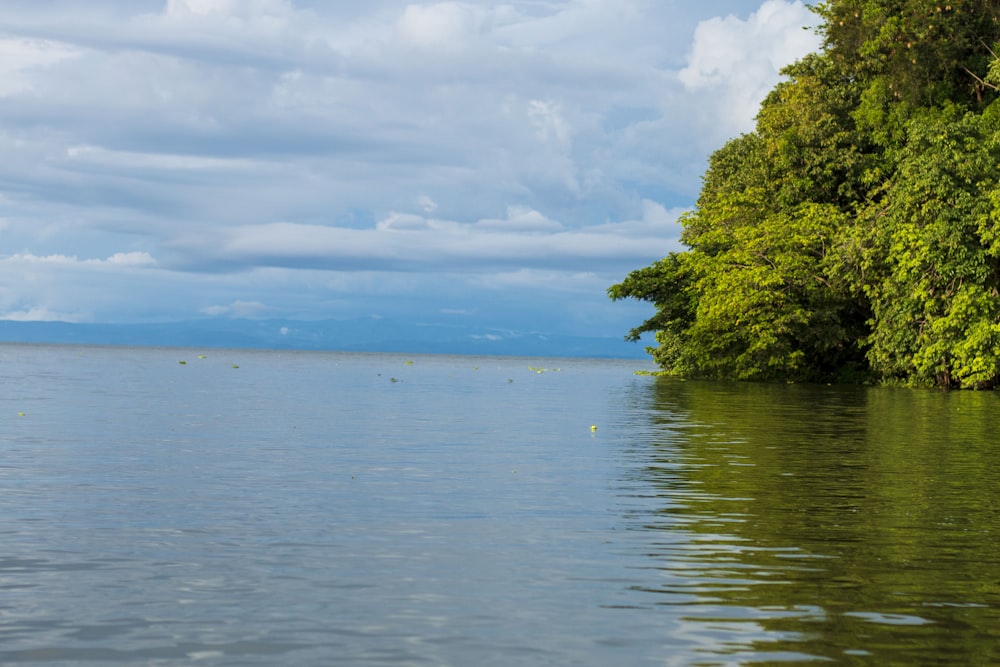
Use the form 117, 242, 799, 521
2, 344, 1000, 665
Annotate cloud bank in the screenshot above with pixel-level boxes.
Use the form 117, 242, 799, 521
0, 1, 820, 328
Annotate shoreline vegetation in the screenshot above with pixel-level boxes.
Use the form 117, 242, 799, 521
611, 0, 1000, 389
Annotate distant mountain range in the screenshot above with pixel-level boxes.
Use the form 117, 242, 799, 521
0, 318, 651, 359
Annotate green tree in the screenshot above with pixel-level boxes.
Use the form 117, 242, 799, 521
817, 0, 1000, 108
853, 102, 1000, 386
612, 54, 870, 382
684, 196, 861, 382
607, 252, 698, 371
612, 0, 1000, 387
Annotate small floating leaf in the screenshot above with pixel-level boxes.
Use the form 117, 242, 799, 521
178, 361, 187, 365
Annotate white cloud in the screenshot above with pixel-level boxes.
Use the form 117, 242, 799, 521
0, 251, 160, 322
103, 252, 157, 266
374, 206, 562, 235
527, 100, 572, 147
200, 300, 269, 318
66, 145, 257, 172
0, 38, 83, 96
161, 0, 302, 31
5, 251, 156, 268
169, 201, 683, 275
474, 206, 563, 232
679, 0, 820, 136
166, 0, 245, 16
0, 307, 82, 322
376, 213, 433, 231
639, 199, 675, 226
396, 2, 489, 51
417, 195, 438, 213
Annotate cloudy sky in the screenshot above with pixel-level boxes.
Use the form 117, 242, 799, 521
0, 0, 821, 340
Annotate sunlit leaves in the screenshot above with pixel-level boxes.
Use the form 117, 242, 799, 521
612, 0, 1000, 387
816, 0, 1000, 107
858, 102, 1000, 385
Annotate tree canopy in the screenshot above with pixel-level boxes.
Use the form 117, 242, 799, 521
610, 0, 1000, 387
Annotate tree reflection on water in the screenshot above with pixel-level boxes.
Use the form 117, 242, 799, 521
626, 378, 1000, 664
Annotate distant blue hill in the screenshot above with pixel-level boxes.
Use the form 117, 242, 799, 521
0, 318, 651, 359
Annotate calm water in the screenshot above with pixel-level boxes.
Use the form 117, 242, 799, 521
2, 344, 1000, 665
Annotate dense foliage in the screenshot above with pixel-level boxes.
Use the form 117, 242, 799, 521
610, 0, 1000, 387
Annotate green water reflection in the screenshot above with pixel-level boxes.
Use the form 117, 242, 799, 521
635, 379, 1000, 664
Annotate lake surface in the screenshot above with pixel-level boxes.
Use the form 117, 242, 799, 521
2, 344, 1000, 665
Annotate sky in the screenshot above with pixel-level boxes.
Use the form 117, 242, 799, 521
0, 0, 822, 341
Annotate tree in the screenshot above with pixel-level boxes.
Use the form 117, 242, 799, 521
611, 0, 1000, 387
608, 252, 698, 371
851, 102, 1000, 386
816, 0, 1000, 108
